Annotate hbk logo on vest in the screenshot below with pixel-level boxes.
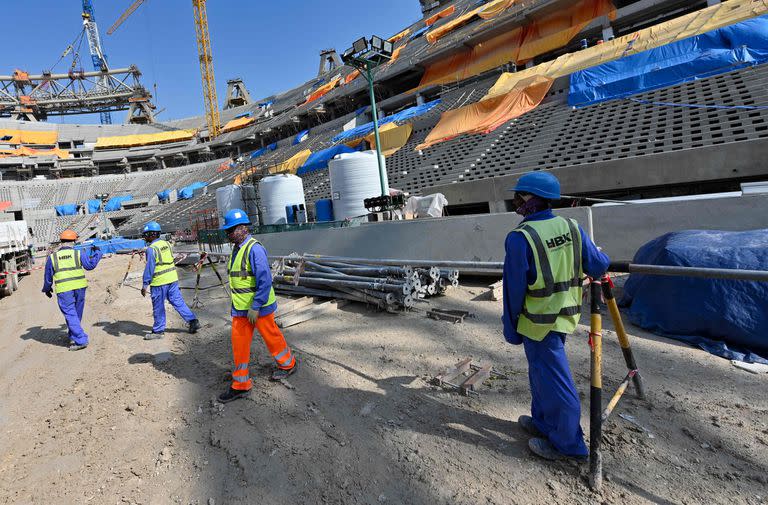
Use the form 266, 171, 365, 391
546, 232, 572, 249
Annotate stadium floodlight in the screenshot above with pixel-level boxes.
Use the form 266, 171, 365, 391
340, 34, 398, 197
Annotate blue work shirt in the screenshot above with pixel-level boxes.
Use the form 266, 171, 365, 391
42, 245, 103, 293
502, 209, 610, 345
142, 238, 163, 288
229, 235, 277, 318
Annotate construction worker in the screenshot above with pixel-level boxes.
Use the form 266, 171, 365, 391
218, 209, 297, 403
42, 230, 103, 351
141, 221, 200, 340
502, 172, 610, 461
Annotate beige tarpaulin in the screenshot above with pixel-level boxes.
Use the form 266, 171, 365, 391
269, 149, 312, 175
221, 116, 255, 133
95, 129, 197, 149
485, 0, 768, 100
416, 75, 553, 150
365, 123, 413, 156
426, 0, 518, 44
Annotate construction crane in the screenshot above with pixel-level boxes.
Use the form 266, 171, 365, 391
81, 0, 113, 124
108, 0, 222, 138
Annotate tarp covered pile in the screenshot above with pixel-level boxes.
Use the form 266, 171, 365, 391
75, 237, 146, 255
177, 182, 207, 200
104, 195, 133, 212
55, 204, 79, 216
620, 229, 768, 364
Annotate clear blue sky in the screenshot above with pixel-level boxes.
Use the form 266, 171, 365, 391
4, 0, 421, 124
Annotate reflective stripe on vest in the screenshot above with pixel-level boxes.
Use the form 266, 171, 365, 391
228, 238, 277, 311
515, 216, 583, 341
51, 248, 88, 294
149, 240, 179, 287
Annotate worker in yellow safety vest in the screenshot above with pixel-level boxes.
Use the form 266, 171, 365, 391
42, 229, 103, 351
502, 172, 610, 461
140, 221, 200, 340
217, 209, 297, 403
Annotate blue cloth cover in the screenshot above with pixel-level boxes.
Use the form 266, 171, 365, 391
55, 204, 79, 216
86, 199, 101, 214
620, 229, 768, 364
249, 142, 277, 159
569, 16, 768, 107
297, 144, 361, 175
104, 195, 133, 212
293, 129, 310, 145
409, 26, 429, 40
75, 237, 145, 255
177, 182, 207, 200
332, 99, 442, 142
156, 189, 172, 202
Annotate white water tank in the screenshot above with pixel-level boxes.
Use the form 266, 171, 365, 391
259, 174, 306, 225
216, 185, 260, 227
329, 150, 389, 220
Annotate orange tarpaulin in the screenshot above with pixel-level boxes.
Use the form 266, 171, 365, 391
388, 42, 408, 65
419, 0, 615, 88
0, 146, 70, 159
416, 75, 553, 150
270, 149, 312, 175
425, 5, 455, 26
344, 69, 361, 85
426, 0, 517, 44
304, 76, 341, 104
388, 28, 411, 44
0, 129, 57, 145
221, 116, 255, 133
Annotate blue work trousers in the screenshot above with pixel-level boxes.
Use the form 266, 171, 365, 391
151, 282, 196, 333
57, 288, 88, 346
523, 331, 589, 457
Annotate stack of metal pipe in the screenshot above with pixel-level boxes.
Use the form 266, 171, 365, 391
271, 255, 459, 312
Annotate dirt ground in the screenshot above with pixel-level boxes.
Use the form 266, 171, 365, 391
0, 254, 766, 505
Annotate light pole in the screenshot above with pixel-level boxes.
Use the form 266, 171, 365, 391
341, 36, 393, 197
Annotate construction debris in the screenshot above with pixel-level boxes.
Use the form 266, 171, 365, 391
426, 308, 474, 324
275, 299, 348, 328
431, 358, 508, 396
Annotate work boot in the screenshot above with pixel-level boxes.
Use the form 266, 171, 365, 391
218, 388, 250, 404
518, 415, 544, 437
144, 332, 164, 341
188, 319, 201, 334
528, 438, 587, 462
68, 343, 88, 351
271, 361, 298, 381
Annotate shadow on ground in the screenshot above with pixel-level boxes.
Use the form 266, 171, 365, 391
19, 324, 70, 347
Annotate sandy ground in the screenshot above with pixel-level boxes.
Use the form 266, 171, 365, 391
0, 254, 766, 505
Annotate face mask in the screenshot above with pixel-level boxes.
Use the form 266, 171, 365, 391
516, 195, 548, 216
228, 226, 248, 245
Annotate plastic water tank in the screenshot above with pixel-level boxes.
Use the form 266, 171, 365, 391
259, 174, 306, 225
315, 199, 334, 222
216, 185, 244, 225
329, 150, 389, 220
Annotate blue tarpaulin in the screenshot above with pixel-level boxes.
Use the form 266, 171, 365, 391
177, 182, 207, 200
156, 190, 172, 202
293, 129, 310, 145
620, 229, 768, 364
75, 236, 146, 255
86, 199, 101, 214
333, 99, 442, 142
249, 142, 277, 159
409, 26, 429, 41
569, 16, 768, 107
55, 204, 79, 216
297, 144, 362, 175
104, 195, 133, 212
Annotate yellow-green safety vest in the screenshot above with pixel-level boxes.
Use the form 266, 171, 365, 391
228, 238, 276, 311
51, 248, 88, 294
515, 216, 583, 341
149, 240, 179, 287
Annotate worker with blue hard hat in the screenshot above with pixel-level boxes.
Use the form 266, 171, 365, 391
217, 209, 297, 403
502, 171, 610, 461
141, 221, 200, 340
42, 230, 103, 351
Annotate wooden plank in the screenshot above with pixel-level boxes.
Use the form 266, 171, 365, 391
461, 364, 493, 395
276, 299, 348, 328
435, 357, 472, 385
276, 296, 314, 316
489, 280, 503, 301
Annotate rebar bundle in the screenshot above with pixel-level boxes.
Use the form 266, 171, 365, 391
271, 254, 458, 312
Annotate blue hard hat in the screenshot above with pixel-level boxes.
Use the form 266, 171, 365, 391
221, 208, 251, 230
510, 172, 561, 200
143, 221, 162, 233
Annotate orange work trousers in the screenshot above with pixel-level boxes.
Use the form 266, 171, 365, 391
231, 313, 296, 390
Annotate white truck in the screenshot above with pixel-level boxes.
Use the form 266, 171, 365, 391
0, 221, 31, 298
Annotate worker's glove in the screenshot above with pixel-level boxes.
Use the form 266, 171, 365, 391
44, 291, 53, 299
247, 308, 259, 325
141, 286, 147, 298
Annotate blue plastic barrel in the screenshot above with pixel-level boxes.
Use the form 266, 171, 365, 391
285, 204, 296, 224
315, 199, 334, 222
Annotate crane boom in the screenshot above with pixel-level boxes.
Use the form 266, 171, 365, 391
107, 0, 147, 35
81, 0, 113, 124
192, 0, 221, 138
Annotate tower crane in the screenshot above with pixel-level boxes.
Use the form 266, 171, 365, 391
108, 0, 222, 137
81, 0, 113, 124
